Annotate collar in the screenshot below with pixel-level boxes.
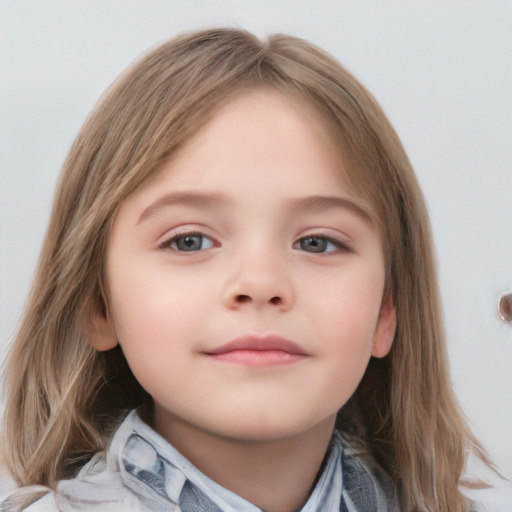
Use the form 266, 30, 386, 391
106, 410, 397, 511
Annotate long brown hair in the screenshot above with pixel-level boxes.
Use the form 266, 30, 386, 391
1, 28, 490, 511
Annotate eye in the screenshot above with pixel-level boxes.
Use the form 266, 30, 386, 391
160, 232, 215, 252
295, 235, 349, 254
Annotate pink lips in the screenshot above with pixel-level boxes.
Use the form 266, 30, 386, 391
204, 335, 308, 367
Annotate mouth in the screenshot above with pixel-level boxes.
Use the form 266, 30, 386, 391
203, 334, 308, 367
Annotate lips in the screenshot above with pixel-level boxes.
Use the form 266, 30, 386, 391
204, 334, 308, 366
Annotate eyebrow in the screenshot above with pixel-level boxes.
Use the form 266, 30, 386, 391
137, 191, 230, 224
288, 195, 373, 222
137, 191, 373, 225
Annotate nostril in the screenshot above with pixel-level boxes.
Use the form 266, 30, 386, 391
236, 294, 251, 304
270, 296, 282, 305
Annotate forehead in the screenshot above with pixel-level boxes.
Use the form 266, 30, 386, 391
136, 90, 364, 203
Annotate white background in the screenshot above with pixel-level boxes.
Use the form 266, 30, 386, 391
1, 0, 511, 507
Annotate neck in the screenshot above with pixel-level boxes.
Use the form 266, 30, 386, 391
153, 411, 336, 512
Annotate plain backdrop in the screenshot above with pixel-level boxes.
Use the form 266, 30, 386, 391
1, 0, 511, 506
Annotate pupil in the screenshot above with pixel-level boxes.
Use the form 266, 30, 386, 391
179, 236, 200, 250
302, 237, 326, 253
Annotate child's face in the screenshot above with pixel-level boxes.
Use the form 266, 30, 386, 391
94, 90, 395, 443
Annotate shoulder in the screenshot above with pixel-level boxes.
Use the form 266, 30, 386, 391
0, 454, 142, 512
0, 486, 58, 511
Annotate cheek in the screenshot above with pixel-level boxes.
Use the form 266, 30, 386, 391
310, 266, 384, 330
307, 268, 384, 374
107, 263, 199, 351
107, 283, 198, 399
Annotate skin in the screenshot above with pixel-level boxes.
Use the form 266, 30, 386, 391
90, 90, 396, 512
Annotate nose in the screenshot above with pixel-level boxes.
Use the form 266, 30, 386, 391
222, 251, 295, 311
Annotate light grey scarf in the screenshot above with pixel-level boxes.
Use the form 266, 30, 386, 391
1, 410, 400, 511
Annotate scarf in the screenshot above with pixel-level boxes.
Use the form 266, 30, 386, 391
1, 410, 400, 511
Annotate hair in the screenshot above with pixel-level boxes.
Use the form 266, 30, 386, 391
1, 27, 492, 511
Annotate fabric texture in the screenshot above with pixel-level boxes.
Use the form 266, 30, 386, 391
1, 410, 400, 511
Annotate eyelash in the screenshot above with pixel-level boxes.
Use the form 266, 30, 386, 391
159, 231, 352, 254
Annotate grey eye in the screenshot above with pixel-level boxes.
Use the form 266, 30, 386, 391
298, 236, 337, 253
167, 234, 214, 252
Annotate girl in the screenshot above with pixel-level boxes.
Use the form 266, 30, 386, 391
0, 28, 492, 511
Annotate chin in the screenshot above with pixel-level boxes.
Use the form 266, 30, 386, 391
209, 411, 335, 443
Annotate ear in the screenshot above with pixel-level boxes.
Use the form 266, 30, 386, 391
87, 306, 118, 352
371, 294, 396, 358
